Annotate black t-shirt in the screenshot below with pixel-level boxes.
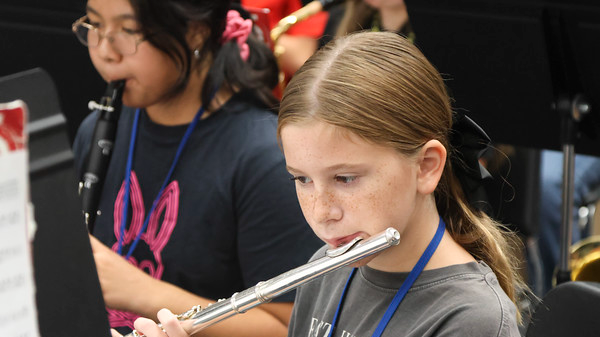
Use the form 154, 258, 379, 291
73, 91, 321, 330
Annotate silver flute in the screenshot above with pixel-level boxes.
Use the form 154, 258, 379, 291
125, 227, 400, 337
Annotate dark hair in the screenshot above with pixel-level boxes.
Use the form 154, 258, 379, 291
129, 0, 279, 108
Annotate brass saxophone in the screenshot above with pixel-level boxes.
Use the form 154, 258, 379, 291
269, 0, 343, 92
125, 227, 400, 337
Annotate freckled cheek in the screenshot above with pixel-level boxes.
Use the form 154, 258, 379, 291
361, 181, 397, 219
295, 190, 316, 222
362, 192, 387, 216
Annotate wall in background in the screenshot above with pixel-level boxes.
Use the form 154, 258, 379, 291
0, 1, 105, 144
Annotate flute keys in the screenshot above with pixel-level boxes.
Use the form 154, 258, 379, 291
176, 305, 202, 321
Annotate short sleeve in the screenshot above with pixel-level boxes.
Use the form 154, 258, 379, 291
232, 115, 322, 302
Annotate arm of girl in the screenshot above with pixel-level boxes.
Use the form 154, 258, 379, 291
90, 236, 292, 337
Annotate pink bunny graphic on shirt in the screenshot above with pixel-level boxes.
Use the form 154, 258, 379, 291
107, 171, 180, 330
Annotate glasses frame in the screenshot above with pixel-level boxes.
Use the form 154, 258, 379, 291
71, 16, 145, 55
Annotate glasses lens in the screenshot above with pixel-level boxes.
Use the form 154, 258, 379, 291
72, 18, 141, 55
74, 24, 100, 47
73, 24, 88, 46
112, 33, 137, 55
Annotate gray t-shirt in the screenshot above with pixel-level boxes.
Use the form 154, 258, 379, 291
288, 246, 520, 337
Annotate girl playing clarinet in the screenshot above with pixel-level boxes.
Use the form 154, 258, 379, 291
71, 0, 321, 336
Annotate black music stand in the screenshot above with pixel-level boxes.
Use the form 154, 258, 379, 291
405, 0, 600, 286
0, 68, 110, 337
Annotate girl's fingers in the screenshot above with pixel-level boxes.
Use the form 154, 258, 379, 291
133, 317, 168, 337
157, 308, 189, 337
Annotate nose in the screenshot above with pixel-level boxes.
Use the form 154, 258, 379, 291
94, 33, 122, 63
311, 188, 343, 226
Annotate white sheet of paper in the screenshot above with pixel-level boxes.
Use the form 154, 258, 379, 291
0, 149, 40, 337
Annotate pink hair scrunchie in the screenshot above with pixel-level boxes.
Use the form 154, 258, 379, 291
221, 10, 252, 61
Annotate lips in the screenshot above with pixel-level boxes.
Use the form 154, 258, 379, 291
107, 76, 129, 84
96, 68, 129, 84
326, 232, 364, 248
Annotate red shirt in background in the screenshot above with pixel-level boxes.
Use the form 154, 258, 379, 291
242, 0, 328, 38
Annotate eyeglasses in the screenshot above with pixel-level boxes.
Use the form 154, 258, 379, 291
71, 16, 145, 55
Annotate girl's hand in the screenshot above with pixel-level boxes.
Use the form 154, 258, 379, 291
110, 328, 124, 337
137, 309, 189, 337
109, 309, 188, 337
89, 234, 159, 312
154, 308, 189, 336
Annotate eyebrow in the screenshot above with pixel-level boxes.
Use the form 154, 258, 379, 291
286, 163, 367, 174
285, 165, 301, 175
86, 5, 137, 21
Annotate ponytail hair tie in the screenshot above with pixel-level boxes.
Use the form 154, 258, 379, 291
449, 111, 492, 208
221, 10, 252, 61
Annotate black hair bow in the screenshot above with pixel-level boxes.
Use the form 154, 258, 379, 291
449, 112, 492, 209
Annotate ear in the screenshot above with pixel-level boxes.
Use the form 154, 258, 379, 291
416, 140, 447, 195
187, 22, 210, 50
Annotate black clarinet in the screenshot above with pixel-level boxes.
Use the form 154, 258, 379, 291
79, 80, 125, 232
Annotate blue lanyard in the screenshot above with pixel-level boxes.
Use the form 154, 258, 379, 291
117, 105, 206, 259
328, 217, 446, 337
